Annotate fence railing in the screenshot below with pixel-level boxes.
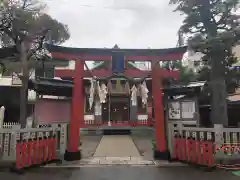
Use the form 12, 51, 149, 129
0, 123, 68, 162
168, 122, 240, 167
1, 122, 21, 129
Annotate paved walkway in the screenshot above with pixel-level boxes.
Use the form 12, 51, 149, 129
81, 135, 102, 158
131, 133, 154, 160
94, 135, 141, 157
2, 167, 238, 180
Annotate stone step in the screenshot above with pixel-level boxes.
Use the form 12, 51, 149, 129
44, 157, 186, 167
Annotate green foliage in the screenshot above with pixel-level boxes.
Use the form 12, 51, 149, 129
0, 0, 70, 74
0, 0, 70, 47
161, 60, 197, 84
170, 0, 239, 35
170, 0, 240, 92
0, 0, 71, 127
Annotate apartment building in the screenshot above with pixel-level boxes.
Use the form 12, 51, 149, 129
184, 45, 240, 72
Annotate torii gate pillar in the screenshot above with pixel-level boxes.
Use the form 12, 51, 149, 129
64, 60, 84, 161
152, 65, 169, 160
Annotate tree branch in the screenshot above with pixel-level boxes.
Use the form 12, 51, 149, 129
27, 28, 49, 60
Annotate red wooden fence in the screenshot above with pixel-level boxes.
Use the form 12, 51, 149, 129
172, 137, 214, 167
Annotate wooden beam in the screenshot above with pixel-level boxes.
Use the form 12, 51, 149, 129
51, 52, 184, 62
55, 69, 179, 79
124, 69, 179, 78
125, 53, 184, 61
51, 52, 112, 61
55, 69, 112, 78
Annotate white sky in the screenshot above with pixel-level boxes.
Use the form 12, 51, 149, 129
43, 0, 184, 49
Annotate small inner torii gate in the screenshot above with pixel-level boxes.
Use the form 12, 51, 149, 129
46, 44, 187, 161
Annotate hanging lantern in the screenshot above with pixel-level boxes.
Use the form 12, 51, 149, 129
141, 81, 149, 105
131, 85, 138, 106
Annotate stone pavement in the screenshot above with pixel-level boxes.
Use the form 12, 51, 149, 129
94, 135, 141, 157
45, 156, 156, 167
131, 131, 154, 160
81, 135, 102, 158
0, 166, 238, 180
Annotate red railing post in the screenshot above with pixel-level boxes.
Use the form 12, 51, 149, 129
206, 141, 214, 167
16, 142, 22, 169
27, 141, 33, 166
21, 141, 27, 168
32, 140, 38, 165
43, 138, 48, 162
52, 137, 57, 160
37, 139, 43, 164
47, 138, 53, 161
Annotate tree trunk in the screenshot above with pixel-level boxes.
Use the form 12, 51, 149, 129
19, 42, 29, 128
210, 53, 228, 126
199, 1, 228, 127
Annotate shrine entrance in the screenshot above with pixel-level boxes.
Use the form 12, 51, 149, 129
101, 95, 130, 124
46, 43, 187, 162
110, 96, 129, 123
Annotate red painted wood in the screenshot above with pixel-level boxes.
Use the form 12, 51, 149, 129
68, 60, 84, 152
83, 69, 112, 77
152, 65, 167, 152
51, 52, 184, 62
124, 69, 179, 78
55, 69, 179, 78
16, 143, 22, 169
53, 48, 184, 158
125, 53, 184, 61
51, 52, 112, 61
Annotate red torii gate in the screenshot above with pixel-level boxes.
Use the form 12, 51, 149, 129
46, 44, 187, 161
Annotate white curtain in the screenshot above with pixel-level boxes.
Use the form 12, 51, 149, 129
131, 85, 138, 106
140, 81, 149, 105
89, 79, 95, 110
0, 106, 5, 128
99, 83, 108, 103
94, 100, 102, 116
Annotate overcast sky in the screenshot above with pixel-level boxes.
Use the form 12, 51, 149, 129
43, 0, 184, 49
